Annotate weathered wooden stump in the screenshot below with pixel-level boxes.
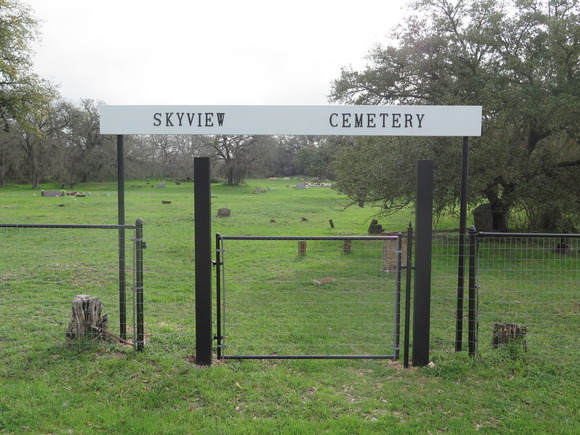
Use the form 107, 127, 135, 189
343, 239, 352, 254
66, 295, 108, 342
66, 295, 131, 345
382, 234, 407, 272
492, 322, 528, 351
298, 240, 307, 256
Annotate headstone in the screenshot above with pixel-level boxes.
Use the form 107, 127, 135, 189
473, 203, 493, 231
368, 219, 383, 234
217, 208, 231, 217
295, 183, 308, 189
157, 183, 166, 188
41, 190, 63, 197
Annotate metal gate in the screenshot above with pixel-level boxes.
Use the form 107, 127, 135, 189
214, 234, 410, 360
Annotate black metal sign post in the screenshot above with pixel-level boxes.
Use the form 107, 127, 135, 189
412, 160, 434, 367
194, 157, 213, 365
117, 134, 127, 340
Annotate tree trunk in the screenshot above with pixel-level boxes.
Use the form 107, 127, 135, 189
484, 182, 512, 232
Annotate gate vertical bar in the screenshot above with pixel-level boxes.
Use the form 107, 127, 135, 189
403, 223, 413, 368
117, 134, 127, 340
194, 157, 212, 366
135, 218, 145, 351
412, 160, 433, 367
393, 233, 403, 359
455, 136, 470, 351
215, 233, 223, 359
468, 226, 478, 356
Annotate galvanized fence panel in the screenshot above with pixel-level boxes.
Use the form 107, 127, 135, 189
216, 235, 405, 359
430, 231, 464, 354
136, 223, 195, 353
476, 233, 580, 363
0, 223, 143, 353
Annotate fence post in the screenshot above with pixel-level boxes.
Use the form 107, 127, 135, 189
194, 157, 213, 366
468, 226, 478, 356
215, 233, 223, 359
412, 160, 433, 367
403, 223, 413, 368
135, 218, 145, 351
393, 233, 403, 359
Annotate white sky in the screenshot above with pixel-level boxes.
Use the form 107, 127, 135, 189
23, 0, 409, 105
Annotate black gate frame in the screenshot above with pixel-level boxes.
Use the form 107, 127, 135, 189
214, 234, 410, 360
195, 157, 439, 366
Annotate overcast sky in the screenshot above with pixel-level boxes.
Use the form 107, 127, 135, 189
23, 0, 409, 106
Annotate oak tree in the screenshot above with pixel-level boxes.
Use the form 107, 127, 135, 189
330, 0, 579, 231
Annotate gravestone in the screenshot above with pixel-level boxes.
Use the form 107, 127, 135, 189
368, 219, 383, 234
473, 203, 493, 231
157, 183, 166, 188
41, 190, 63, 197
217, 208, 231, 217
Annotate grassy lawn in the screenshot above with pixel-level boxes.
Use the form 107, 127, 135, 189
0, 178, 578, 434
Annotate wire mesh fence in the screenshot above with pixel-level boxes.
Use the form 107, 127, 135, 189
140, 223, 195, 352
0, 224, 139, 353
430, 231, 463, 354
476, 233, 579, 363
430, 230, 579, 363
3, 220, 577, 365
217, 235, 405, 359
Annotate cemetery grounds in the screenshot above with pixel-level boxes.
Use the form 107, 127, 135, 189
0, 178, 578, 434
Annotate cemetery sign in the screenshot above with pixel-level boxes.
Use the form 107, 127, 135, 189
100, 105, 482, 137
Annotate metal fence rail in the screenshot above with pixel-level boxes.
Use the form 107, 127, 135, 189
216, 235, 406, 359
0, 222, 144, 352
475, 232, 580, 362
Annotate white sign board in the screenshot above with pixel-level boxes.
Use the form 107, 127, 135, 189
100, 105, 482, 136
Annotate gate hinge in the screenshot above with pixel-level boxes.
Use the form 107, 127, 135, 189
212, 261, 223, 267
213, 335, 224, 341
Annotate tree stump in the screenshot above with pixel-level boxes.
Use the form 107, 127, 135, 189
298, 240, 307, 256
66, 295, 108, 342
491, 322, 528, 351
343, 239, 352, 254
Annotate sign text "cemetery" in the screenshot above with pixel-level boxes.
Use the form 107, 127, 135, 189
100, 105, 482, 136
329, 111, 425, 129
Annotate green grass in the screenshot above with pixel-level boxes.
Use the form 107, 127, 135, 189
0, 178, 578, 434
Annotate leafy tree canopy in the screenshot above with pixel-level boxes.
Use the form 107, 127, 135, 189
330, 0, 580, 231
0, 0, 57, 134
